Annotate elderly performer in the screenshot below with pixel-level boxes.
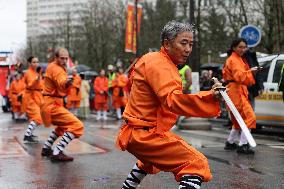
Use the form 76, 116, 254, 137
117, 21, 223, 189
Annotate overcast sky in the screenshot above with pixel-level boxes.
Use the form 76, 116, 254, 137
0, 0, 26, 51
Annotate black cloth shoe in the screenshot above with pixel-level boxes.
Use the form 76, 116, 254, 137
224, 141, 237, 150
23, 135, 38, 143
51, 151, 74, 162
237, 144, 255, 154
41, 148, 53, 157
31, 134, 38, 138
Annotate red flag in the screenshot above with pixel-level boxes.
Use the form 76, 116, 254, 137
125, 3, 142, 54
67, 57, 74, 69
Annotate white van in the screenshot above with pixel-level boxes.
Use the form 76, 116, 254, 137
255, 54, 284, 127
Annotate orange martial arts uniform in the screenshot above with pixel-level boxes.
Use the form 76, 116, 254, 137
24, 67, 44, 124
222, 51, 256, 129
20, 77, 27, 114
9, 78, 26, 114
40, 61, 84, 137
112, 73, 128, 109
66, 73, 82, 109
116, 47, 220, 182
94, 76, 108, 111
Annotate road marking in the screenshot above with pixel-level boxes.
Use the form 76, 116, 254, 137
17, 132, 107, 155
38, 133, 107, 154
88, 131, 116, 142
0, 137, 28, 158
269, 145, 284, 149
64, 139, 106, 154
201, 144, 226, 148
87, 124, 119, 129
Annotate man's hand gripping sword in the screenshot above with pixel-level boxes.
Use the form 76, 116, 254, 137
212, 78, 256, 147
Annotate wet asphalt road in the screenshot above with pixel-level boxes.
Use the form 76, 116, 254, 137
0, 112, 284, 189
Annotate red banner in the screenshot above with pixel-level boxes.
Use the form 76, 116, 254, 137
125, 3, 142, 54
0, 66, 9, 96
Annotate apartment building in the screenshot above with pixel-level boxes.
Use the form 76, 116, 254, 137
26, 0, 89, 40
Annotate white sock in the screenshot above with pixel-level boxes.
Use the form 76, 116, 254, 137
227, 128, 240, 144
97, 111, 102, 120
239, 130, 250, 146
179, 175, 202, 189
14, 112, 19, 119
53, 132, 75, 155
121, 163, 147, 189
116, 108, 122, 119
103, 111, 107, 120
43, 131, 58, 149
74, 109, 78, 116
25, 121, 37, 136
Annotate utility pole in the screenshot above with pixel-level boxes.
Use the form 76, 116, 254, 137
189, 0, 199, 72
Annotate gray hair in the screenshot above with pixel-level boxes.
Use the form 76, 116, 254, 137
160, 20, 194, 45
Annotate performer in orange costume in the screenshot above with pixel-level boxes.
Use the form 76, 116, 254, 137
94, 69, 109, 120
9, 72, 26, 120
40, 48, 84, 161
66, 68, 82, 116
20, 74, 28, 117
117, 21, 223, 189
222, 38, 259, 154
112, 67, 128, 120
23, 56, 44, 143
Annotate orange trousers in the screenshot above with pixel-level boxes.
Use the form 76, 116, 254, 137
118, 125, 212, 182
66, 100, 81, 109
11, 104, 21, 114
25, 93, 43, 125
41, 98, 84, 137
95, 102, 108, 111
230, 94, 256, 129
51, 106, 84, 137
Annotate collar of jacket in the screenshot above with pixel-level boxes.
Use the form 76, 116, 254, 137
54, 61, 67, 72
159, 46, 175, 64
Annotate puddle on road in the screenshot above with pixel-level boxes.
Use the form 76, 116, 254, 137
93, 176, 110, 182
206, 155, 266, 175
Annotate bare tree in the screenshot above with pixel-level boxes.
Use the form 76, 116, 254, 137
263, 0, 284, 53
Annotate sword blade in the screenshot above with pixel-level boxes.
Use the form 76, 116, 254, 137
220, 90, 257, 147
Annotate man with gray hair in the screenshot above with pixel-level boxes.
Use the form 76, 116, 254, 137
117, 20, 223, 189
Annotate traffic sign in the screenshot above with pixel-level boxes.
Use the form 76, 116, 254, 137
239, 25, 261, 47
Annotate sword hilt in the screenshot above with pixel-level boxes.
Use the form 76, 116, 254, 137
211, 77, 226, 91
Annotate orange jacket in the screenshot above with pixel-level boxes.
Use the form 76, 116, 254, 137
24, 67, 43, 105
24, 67, 43, 90
122, 47, 220, 134
94, 76, 108, 103
223, 51, 256, 129
223, 52, 255, 96
43, 62, 70, 98
24, 67, 44, 123
112, 73, 128, 97
41, 61, 70, 126
67, 74, 82, 101
41, 61, 84, 137
9, 79, 26, 107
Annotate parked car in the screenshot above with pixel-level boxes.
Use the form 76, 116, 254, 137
254, 54, 284, 128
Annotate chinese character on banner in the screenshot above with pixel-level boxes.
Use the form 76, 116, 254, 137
124, 2, 143, 54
